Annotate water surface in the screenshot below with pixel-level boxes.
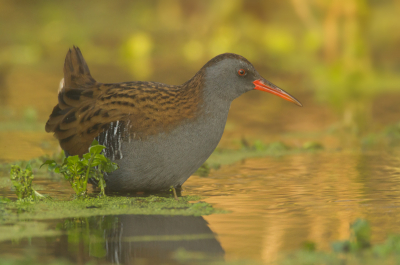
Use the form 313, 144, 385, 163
1, 150, 400, 264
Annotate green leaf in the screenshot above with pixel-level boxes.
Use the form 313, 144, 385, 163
351, 219, 371, 248
37, 139, 118, 198
0, 196, 11, 203
91, 154, 109, 167
40, 160, 56, 168
94, 154, 108, 162
83, 153, 92, 160
67, 155, 80, 164
9, 163, 39, 201
26, 162, 32, 172
90, 159, 102, 167
332, 240, 351, 253
41, 160, 59, 170
89, 145, 106, 155
61, 157, 68, 165
102, 162, 119, 173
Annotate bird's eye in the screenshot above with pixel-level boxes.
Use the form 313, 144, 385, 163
237, 69, 246, 76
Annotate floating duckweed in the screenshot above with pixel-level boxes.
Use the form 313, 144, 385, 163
1, 195, 225, 222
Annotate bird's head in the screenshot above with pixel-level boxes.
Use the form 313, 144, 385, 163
201, 53, 302, 106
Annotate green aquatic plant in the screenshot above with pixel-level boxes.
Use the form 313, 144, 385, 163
303, 141, 324, 151
60, 216, 113, 258
0, 150, 65, 176
265, 141, 290, 153
279, 219, 400, 264
0, 196, 11, 204
194, 163, 210, 177
331, 219, 371, 253
242, 139, 290, 153
10, 163, 44, 201
42, 140, 118, 198
0, 196, 223, 225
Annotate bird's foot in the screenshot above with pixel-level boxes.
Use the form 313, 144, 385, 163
170, 186, 179, 200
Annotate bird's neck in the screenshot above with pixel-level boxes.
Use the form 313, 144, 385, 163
181, 70, 232, 120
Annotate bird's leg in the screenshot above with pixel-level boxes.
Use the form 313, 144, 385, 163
170, 186, 179, 200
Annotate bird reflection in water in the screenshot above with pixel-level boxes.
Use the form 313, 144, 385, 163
55, 214, 224, 264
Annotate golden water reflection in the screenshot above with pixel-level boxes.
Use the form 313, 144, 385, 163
183, 151, 400, 263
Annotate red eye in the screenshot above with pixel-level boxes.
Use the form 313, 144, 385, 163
238, 69, 246, 76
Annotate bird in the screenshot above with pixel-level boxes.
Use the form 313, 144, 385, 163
45, 46, 302, 192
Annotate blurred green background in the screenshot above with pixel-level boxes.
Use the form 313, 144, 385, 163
0, 0, 400, 161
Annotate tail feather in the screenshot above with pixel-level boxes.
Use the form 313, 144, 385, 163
45, 46, 99, 155
63, 46, 95, 88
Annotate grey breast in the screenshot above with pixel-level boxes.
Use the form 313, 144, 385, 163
104, 101, 230, 191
